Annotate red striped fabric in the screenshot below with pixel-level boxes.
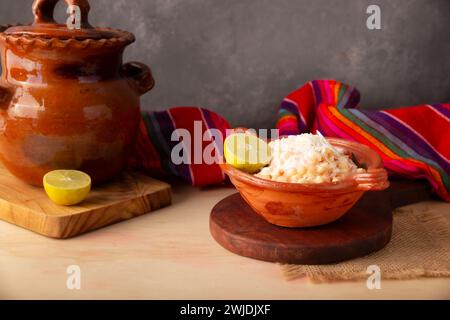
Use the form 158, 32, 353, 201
130, 80, 449, 202
131, 107, 230, 186
277, 80, 450, 201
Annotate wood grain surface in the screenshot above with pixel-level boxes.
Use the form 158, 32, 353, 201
0, 183, 448, 299
210, 180, 432, 265
0, 164, 172, 239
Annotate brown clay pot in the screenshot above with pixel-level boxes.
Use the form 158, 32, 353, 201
0, 0, 154, 186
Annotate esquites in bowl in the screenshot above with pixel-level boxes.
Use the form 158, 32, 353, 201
221, 131, 389, 227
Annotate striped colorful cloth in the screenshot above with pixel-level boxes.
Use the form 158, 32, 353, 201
131, 107, 229, 186
277, 80, 450, 202
131, 80, 449, 202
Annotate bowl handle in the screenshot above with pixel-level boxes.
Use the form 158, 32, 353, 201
122, 62, 155, 96
354, 168, 390, 191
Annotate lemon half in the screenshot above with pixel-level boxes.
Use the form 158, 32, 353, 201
43, 170, 91, 206
224, 133, 271, 173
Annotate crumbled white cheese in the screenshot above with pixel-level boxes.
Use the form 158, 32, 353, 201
255, 134, 362, 183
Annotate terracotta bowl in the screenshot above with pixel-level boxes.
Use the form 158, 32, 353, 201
220, 137, 389, 228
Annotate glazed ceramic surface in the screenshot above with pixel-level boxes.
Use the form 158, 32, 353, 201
221, 138, 390, 228
0, 0, 154, 186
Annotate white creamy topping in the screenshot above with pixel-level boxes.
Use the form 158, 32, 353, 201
255, 134, 363, 183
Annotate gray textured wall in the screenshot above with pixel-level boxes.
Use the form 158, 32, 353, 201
1, 0, 449, 128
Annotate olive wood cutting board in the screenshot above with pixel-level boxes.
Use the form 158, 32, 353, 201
210, 180, 432, 264
0, 164, 171, 239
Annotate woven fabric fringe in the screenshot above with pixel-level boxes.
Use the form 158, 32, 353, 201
280, 205, 450, 282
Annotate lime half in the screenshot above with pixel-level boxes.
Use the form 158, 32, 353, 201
224, 133, 271, 173
43, 170, 91, 206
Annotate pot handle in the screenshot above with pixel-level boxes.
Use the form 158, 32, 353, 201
33, 0, 92, 28
122, 62, 155, 96
354, 168, 390, 191
0, 85, 12, 109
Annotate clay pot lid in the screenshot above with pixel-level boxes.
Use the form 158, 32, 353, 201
3, 24, 132, 41
1, 0, 135, 49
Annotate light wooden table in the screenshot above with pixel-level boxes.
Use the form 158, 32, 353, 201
0, 183, 449, 300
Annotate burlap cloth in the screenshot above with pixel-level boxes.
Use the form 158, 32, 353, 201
281, 203, 450, 282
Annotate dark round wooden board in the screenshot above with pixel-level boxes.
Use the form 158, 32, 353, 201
210, 180, 431, 264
